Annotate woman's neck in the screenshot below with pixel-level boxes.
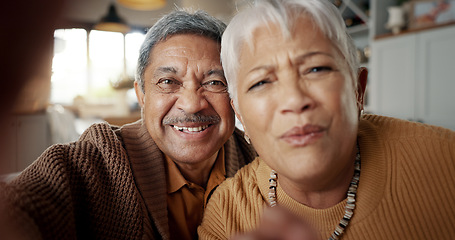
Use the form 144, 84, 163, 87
277, 153, 357, 209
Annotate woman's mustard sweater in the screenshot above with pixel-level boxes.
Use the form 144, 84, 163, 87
199, 114, 455, 239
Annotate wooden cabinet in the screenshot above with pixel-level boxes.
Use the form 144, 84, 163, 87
370, 25, 455, 130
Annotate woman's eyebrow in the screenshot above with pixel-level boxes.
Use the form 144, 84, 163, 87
247, 65, 274, 75
294, 51, 334, 63
246, 51, 334, 74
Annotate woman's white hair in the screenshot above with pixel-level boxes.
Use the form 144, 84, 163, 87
221, 0, 360, 109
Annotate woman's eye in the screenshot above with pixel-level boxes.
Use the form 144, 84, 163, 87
248, 79, 269, 91
308, 66, 333, 73
301, 66, 335, 80
202, 80, 227, 93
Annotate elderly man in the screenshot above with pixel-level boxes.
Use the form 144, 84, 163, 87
0, 10, 256, 240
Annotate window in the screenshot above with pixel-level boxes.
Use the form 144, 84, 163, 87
52, 29, 87, 104
51, 29, 145, 105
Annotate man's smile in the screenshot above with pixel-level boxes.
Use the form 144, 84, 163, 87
171, 124, 210, 133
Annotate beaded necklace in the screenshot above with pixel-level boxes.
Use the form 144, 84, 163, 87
268, 146, 361, 240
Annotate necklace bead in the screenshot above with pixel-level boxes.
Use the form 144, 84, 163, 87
268, 170, 278, 207
268, 145, 361, 240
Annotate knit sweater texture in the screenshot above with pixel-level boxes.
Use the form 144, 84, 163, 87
0, 120, 256, 240
198, 114, 455, 239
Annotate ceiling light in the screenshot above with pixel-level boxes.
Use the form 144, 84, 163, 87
117, 0, 166, 11
94, 4, 130, 34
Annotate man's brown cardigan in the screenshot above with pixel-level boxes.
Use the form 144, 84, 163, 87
0, 120, 256, 240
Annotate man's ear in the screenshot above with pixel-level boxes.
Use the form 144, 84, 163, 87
356, 67, 368, 110
134, 81, 145, 108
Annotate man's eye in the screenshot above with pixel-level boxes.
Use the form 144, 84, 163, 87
158, 79, 178, 85
156, 78, 181, 93
202, 80, 227, 93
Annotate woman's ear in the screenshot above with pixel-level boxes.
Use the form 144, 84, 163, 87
231, 99, 250, 144
356, 67, 368, 111
231, 99, 244, 127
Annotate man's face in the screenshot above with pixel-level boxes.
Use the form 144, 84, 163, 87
135, 34, 235, 165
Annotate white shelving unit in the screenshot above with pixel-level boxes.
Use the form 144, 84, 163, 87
370, 24, 455, 130
334, 0, 400, 47
333, 0, 415, 114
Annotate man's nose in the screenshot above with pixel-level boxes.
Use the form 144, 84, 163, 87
175, 85, 209, 114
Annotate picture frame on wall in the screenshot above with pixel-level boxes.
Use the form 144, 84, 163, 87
409, 0, 455, 30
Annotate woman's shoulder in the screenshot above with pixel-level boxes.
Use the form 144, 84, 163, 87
200, 158, 264, 239
213, 157, 262, 201
360, 114, 454, 141
207, 158, 264, 211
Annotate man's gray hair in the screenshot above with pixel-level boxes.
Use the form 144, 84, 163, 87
221, 0, 359, 109
136, 9, 227, 92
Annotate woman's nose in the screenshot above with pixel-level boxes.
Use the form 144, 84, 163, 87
279, 75, 315, 114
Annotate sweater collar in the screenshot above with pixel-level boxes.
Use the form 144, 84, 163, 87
120, 120, 170, 239
120, 120, 257, 239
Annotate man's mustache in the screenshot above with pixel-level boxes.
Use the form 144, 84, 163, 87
163, 113, 220, 125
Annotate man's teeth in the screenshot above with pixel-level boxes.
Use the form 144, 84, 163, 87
173, 125, 209, 132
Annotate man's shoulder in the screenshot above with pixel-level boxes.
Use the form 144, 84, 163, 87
4, 121, 137, 214
74, 121, 135, 154
13, 121, 131, 185
79, 121, 122, 143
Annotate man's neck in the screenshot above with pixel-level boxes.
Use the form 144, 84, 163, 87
174, 150, 219, 188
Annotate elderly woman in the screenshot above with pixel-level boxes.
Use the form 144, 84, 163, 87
198, 0, 455, 239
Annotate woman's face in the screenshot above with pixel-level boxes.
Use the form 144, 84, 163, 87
235, 17, 361, 186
